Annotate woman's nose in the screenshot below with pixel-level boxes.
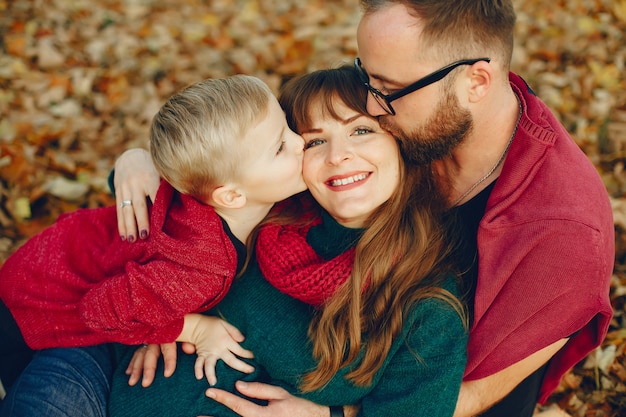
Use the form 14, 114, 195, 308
325, 140, 352, 165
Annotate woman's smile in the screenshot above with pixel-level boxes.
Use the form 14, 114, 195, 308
327, 172, 370, 188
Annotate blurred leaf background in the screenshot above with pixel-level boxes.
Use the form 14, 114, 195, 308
0, 0, 625, 415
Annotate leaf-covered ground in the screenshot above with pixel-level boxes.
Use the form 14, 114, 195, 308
0, 0, 625, 415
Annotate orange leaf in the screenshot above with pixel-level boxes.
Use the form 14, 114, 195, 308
4, 34, 27, 57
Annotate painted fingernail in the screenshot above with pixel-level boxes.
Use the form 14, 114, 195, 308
120, 235, 126, 242
128, 235, 135, 243
140, 229, 148, 239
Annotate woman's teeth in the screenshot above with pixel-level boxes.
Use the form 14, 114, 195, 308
330, 173, 368, 186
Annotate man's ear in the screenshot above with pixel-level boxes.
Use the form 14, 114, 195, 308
466, 60, 492, 103
211, 185, 246, 209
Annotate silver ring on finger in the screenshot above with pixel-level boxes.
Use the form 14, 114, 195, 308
120, 200, 133, 208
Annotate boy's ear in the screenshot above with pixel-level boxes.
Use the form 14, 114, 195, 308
211, 185, 246, 209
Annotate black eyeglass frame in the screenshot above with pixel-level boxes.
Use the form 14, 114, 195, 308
354, 57, 491, 115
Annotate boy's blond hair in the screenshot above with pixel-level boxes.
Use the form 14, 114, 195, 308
149, 75, 273, 201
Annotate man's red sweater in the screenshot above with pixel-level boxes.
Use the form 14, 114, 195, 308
465, 74, 614, 403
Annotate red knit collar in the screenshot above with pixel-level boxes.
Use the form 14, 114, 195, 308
256, 217, 354, 306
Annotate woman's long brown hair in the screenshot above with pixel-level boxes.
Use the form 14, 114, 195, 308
278, 65, 466, 391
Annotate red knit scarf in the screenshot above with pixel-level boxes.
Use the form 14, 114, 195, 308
256, 218, 355, 306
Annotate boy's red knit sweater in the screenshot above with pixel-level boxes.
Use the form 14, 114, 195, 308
0, 181, 237, 349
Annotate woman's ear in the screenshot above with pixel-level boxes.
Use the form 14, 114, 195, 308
211, 185, 247, 209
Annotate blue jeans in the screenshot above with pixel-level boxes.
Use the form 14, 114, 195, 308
0, 345, 113, 417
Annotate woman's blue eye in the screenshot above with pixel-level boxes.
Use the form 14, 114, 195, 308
304, 139, 325, 150
354, 127, 373, 135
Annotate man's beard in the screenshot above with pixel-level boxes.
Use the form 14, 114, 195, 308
379, 91, 472, 166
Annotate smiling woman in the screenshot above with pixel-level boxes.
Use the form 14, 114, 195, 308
300, 98, 400, 228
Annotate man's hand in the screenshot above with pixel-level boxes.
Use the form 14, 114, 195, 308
125, 342, 178, 387
204, 381, 329, 417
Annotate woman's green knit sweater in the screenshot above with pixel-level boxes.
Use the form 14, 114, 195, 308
109, 214, 467, 417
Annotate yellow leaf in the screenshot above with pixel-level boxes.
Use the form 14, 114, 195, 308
201, 13, 220, 27
576, 16, 597, 35
588, 61, 621, 90
13, 197, 32, 220
614, 0, 626, 23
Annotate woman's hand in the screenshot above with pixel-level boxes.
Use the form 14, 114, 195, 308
114, 148, 160, 242
180, 315, 255, 385
125, 342, 178, 387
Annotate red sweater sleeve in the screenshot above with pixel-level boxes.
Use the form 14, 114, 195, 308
78, 183, 238, 345
79, 258, 231, 344
0, 181, 238, 349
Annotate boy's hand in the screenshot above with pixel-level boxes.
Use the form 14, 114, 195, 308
181, 314, 255, 385
125, 342, 178, 387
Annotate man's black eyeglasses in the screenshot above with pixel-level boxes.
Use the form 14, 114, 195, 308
354, 57, 491, 115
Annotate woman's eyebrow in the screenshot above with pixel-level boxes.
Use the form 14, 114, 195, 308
300, 114, 364, 134
341, 114, 364, 125
301, 127, 322, 134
